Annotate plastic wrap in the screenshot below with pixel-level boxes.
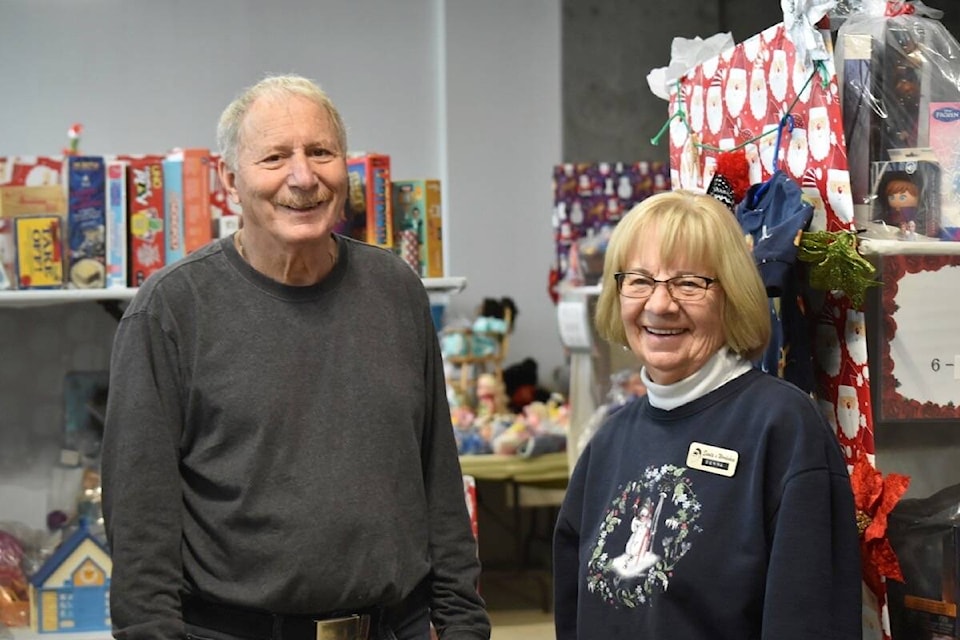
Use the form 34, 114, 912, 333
835, 0, 960, 239
782, 0, 837, 67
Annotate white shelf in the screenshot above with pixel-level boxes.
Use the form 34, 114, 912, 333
858, 238, 960, 256
0, 288, 136, 308
423, 276, 466, 294
0, 277, 466, 309
10, 630, 109, 640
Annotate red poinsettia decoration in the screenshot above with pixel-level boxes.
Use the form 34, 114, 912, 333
850, 452, 911, 598
63, 122, 83, 156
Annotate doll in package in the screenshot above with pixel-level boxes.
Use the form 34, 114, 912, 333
835, 0, 960, 240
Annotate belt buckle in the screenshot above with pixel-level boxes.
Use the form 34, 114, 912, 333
314, 614, 370, 640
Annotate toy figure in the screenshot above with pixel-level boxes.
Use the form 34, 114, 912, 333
883, 176, 920, 228
77, 467, 103, 527
491, 399, 568, 456
474, 373, 508, 420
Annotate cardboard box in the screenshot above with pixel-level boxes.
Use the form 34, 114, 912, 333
344, 153, 392, 248
207, 152, 242, 221
0, 218, 15, 289
0, 156, 64, 187
928, 103, 960, 238
65, 156, 107, 288
0, 185, 67, 217
0, 185, 68, 289
14, 215, 64, 289
127, 158, 165, 286
181, 149, 212, 253
105, 161, 128, 289
392, 179, 444, 277
214, 214, 240, 240
162, 156, 185, 265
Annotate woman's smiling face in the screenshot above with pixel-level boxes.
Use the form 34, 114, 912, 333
619, 226, 727, 385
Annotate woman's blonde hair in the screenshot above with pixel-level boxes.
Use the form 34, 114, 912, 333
216, 74, 348, 170
593, 190, 770, 361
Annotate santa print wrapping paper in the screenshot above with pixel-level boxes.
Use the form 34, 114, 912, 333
668, 22, 875, 466
0, 156, 64, 186
670, 21, 885, 637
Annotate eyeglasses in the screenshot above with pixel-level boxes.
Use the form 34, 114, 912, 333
613, 272, 718, 301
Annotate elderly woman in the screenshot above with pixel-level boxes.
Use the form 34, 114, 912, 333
553, 191, 861, 639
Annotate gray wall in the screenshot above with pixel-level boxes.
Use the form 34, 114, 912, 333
0, 0, 562, 529
0, 0, 564, 387
563, 0, 783, 164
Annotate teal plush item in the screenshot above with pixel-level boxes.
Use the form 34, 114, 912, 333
472, 316, 507, 334
470, 335, 498, 357
440, 332, 468, 357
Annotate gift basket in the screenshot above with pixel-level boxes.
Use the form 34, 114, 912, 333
835, 0, 960, 240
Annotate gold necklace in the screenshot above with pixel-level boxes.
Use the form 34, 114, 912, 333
235, 230, 246, 259
236, 229, 338, 270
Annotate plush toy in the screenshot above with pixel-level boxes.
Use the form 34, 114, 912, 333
502, 357, 552, 413
479, 297, 517, 330
475, 373, 509, 420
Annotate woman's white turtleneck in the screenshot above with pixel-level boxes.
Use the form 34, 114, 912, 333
641, 346, 753, 411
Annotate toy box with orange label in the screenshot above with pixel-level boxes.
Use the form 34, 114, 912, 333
344, 153, 393, 248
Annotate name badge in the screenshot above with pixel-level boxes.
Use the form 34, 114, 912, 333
686, 442, 739, 477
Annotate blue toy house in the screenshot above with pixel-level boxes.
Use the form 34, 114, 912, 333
28, 524, 111, 633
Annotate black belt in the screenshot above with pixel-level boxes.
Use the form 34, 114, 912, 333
181, 595, 380, 640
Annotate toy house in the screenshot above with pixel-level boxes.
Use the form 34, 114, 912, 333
28, 524, 111, 633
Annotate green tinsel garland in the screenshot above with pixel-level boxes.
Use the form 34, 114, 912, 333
796, 230, 881, 309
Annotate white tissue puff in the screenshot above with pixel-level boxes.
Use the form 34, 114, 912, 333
646, 32, 735, 101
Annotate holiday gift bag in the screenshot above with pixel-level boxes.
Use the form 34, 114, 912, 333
667, 22, 876, 463
667, 22, 856, 234
667, 20, 895, 637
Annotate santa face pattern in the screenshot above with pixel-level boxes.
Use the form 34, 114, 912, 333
808, 106, 831, 162
787, 128, 809, 178
837, 385, 862, 440
725, 67, 748, 119
1, 156, 64, 186
669, 24, 872, 469
706, 82, 723, 135
845, 309, 868, 367
827, 169, 855, 223
817, 320, 842, 378
759, 123, 780, 173
690, 85, 705, 133
749, 64, 768, 121
671, 25, 851, 231
793, 55, 813, 103
769, 50, 789, 103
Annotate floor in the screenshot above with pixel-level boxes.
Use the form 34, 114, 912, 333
482, 570, 555, 640
470, 478, 561, 640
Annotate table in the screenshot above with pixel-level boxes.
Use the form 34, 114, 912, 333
458, 451, 568, 486
458, 452, 568, 612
